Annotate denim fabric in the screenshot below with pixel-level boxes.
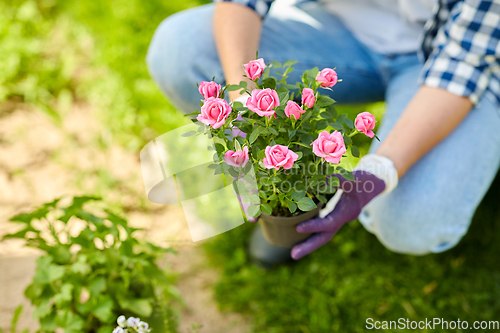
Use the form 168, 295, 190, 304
146, 2, 500, 254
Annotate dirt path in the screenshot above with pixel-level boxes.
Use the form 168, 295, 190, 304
0, 104, 251, 332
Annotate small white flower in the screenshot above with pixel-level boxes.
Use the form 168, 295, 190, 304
113, 327, 125, 333
117, 315, 127, 328
138, 321, 150, 333
127, 317, 140, 328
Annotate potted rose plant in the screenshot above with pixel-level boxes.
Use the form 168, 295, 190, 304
190, 58, 376, 247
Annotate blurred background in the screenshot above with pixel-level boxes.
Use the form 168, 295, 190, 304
0, 0, 499, 332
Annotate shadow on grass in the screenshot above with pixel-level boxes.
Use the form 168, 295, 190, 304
204, 163, 500, 332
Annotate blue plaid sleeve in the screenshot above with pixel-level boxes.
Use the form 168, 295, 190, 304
420, 0, 500, 105
212, 0, 275, 18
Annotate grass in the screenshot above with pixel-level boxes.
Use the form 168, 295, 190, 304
203, 170, 500, 332
0, 0, 208, 149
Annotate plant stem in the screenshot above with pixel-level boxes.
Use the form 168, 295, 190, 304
348, 130, 359, 137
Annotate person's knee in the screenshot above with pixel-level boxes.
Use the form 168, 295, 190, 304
146, 5, 218, 112
146, 14, 190, 96
361, 197, 469, 255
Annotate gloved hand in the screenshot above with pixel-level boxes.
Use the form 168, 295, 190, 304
290, 170, 386, 260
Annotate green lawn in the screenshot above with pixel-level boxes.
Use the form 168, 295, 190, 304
203, 172, 500, 332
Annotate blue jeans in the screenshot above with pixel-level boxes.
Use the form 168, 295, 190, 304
146, 2, 500, 255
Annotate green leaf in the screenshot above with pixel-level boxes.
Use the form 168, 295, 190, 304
284, 83, 300, 90
1, 226, 36, 240
345, 118, 354, 129
351, 145, 360, 158
328, 176, 340, 187
261, 203, 272, 215
232, 101, 243, 109
10, 305, 23, 333
97, 326, 115, 333
337, 114, 347, 124
297, 197, 317, 212
317, 119, 329, 130
287, 201, 297, 213
119, 298, 153, 318
225, 84, 241, 91
92, 297, 114, 322
53, 284, 74, 307
291, 191, 306, 202
284, 60, 298, 67
284, 67, 295, 76
270, 61, 282, 68
24, 283, 43, 300
232, 179, 247, 196
184, 111, 201, 117
40, 313, 57, 331
247, 204, 261, 218
55, 311, 84, 332
239, 80, 248, 89
181, 130, 196, 137
269, 176, 281, 183
88, 277, 106, 296
329, 122, 344, 130
8, 213, 34, 223
337, 167, 355, 181
278, 91, 289, 106
248, 194, 261, 205
317, 95, 335, 107
249, 127, 262, 144
301, 111, 313, 123
317, 194, 328, 203
214, 143, 225, 153
33, 299, 52, 318
325, 105, 337, 119
34, 258, 65, 284
54, 246, 72, 264
261, 77, 277, 89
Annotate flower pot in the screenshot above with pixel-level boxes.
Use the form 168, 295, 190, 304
259, 203, 324, 248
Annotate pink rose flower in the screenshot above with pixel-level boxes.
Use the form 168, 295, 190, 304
198, 81, 221, 99
262, 145, 298, 170
301, 88, 316, 108
284, 100, 306, 120
197, 97, 231, 129
246, 88, 280, 117
225, 146, 249, 168
316, 68, 338, 88
355, 112, 376, 138
244, 58, 266, 81
311, 130, 346, 164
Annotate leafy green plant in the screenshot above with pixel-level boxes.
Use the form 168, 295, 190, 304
3, 197, 180, 333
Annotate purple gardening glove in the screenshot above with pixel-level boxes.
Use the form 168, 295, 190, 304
291, 170, 386, 260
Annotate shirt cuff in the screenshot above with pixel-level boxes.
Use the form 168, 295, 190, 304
419, 55, 491, 106
212, 0, 272, 19
354, 154, 399, 195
